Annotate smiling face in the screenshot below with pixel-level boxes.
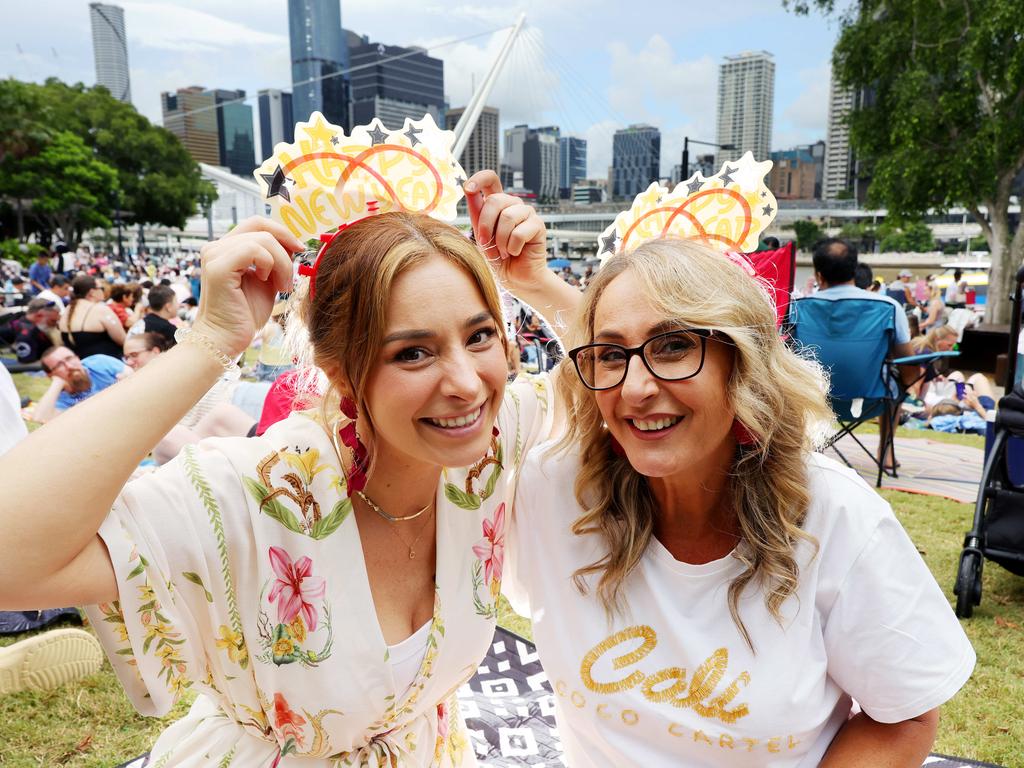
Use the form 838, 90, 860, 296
361, 256, 509, 471
591, 268, 737, 481
122, 336, 161, 370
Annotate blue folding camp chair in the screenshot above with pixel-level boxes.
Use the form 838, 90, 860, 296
790, 296, 957, 487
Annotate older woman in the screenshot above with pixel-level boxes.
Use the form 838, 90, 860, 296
506, 238, 974, 767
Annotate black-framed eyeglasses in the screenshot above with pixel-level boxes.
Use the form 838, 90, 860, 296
568, 329, 712, 391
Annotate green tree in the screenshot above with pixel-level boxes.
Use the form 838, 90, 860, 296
37, 79, 215, 231
0, 79, 51, 165
789, 0, 1024, 322
792, 219, 826, 252
877, 219, 935, 252
5, 131, 119, 244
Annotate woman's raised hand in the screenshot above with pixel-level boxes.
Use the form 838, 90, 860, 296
464, 171, 549, 291
192, 218, 301, 358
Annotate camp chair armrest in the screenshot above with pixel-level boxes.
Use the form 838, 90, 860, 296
891, 351, 960, 366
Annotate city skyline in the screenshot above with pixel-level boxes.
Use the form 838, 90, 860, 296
2, 0, 836, 181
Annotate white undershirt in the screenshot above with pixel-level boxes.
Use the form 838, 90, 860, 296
387, 619, 432, 696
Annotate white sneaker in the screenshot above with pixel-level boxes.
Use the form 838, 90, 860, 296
0, 628, 103, 695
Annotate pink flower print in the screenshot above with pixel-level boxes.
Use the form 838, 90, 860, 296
472, 503, 506, 586
268, 546, 326, 631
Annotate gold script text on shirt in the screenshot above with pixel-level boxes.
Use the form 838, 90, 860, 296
579, 625, 751, 725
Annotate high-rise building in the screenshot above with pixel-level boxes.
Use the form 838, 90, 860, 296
210, 89, 255, 177
348, 36, 444, 130
288, 0, 349, 128
445, 106, 498, 179
558, 136, 587, 199
523, 132, 560, 202
768, 141, 825, 199
715, 51, 775, 165
504, 125, 561, 201
161, 87, 220, 166
612, 124, 660, 199
823, 73, 855, 200
503, 124, 531, 174
258, 89, 295, 159
89, 3, 131, 103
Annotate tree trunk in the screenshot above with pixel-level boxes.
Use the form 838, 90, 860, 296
983, 200, 1013, 325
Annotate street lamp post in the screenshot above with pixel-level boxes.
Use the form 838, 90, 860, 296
681, 137, 737, 182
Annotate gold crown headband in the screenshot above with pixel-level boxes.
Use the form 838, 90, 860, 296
597, 152, 777, 263
254, 112, 467, 242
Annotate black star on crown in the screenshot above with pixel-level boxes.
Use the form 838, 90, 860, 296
599, 231, 618, 255
260, 165, 291, 203
403, 125, 423, 147
762, 204, 774, 216
720, 166, 737, 186
685, 177, 705, 195
367, 124, 389, 146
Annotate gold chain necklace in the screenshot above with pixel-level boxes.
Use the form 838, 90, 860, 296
356, 491, 431, 522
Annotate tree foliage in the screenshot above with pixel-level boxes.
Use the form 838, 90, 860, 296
789, 0, 1024, 322
6, 131, 119, 243
792, 219, 826, 251
878, 219, 935, 253
0, 77, 217, 244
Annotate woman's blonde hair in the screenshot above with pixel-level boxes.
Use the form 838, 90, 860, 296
554, 238, 833, 650
918, 324, 958, 352
292, 211, 508, 455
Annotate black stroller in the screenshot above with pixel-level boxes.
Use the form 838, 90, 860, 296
954, 265, 1024, 618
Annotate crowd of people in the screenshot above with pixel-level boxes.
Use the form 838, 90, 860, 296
0, 164, 977, 768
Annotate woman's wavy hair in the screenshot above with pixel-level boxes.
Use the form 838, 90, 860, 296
554, 237, 833, 650
288, 211, 508, 463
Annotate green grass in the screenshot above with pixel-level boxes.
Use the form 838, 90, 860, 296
2, 378, 1020, 767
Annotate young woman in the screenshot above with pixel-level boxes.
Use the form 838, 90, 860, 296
0, 179, 577, 766
506, 238, 974, 767
59, 274, 126, 359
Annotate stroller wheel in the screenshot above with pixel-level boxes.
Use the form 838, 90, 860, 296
955, 551, 982, 619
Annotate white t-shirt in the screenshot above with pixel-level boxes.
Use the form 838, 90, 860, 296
0, 365, 28, 457
506, 449, 975, 767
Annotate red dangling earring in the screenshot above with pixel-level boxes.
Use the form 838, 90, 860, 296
731, 419, 758, 447
339, 397, 369, 492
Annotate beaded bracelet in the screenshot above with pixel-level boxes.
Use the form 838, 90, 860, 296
174, 327, 241, 379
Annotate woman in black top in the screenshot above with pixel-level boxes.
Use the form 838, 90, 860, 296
58, 275, 125, 360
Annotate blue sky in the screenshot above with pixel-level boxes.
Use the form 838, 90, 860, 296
2, 0, 845, 178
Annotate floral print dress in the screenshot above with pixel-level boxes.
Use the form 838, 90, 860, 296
84, 374, 551, 768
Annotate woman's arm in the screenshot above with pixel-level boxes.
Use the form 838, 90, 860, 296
464, 171, 583, 333
31, 376, 65, 424
100, 305, 127, 344
820, 708, 939, 767
0, 219, 299, 610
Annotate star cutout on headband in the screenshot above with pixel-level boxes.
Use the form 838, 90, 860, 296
600, 231, 618, 255
367, 124, 389, 146
330, 135, 339, 146
720, 166, 737, 186
762, 204, 774, 216
260, 165, 291, 203
403, 125, 422, 147
306, 115, 336, 147
685, 177, 705, 194
761, 191, 767, 198
455, 174, 466, 187
656, 195, 663, 204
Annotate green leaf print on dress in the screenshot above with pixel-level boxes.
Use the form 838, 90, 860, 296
444, 427, 503, 511
246, 447, 352, 540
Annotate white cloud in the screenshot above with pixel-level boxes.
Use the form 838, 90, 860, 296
123, 3, 286, 53
426, 25, 560, 128
773, 61, 829, 150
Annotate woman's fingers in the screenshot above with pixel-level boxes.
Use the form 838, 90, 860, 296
464, 170, 502, 196
476, 193, 521, 250
507, 215, 546, 258
225, 216, 304, 254
495, 204, 534, 257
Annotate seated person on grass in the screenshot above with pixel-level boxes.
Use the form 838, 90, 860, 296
34, 346, 126, 423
